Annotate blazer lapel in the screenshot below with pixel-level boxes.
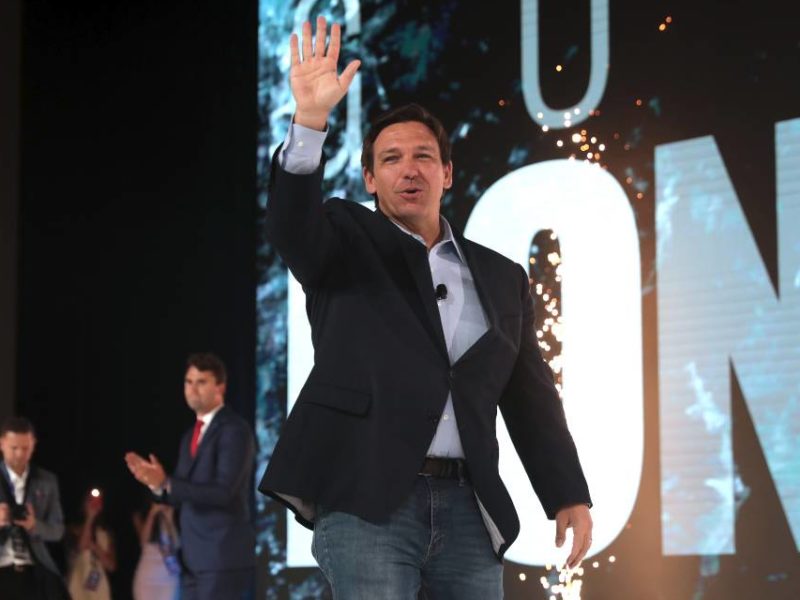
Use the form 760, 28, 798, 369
449, 227, 505, 366
453, 226, 500, 331
367, 210, 449, 361
185, 407, 226, 478
21, 465, 36, 505
174, 432, 192, 479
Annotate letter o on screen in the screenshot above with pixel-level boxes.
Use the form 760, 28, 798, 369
464, 159, 643, 565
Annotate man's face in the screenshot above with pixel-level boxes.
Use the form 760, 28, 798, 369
184, 366, 225, 416
0, 432, 36, 475
363, 121, 453, 230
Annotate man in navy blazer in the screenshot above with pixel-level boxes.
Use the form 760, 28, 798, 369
126, 353, 255, 600
259, 17, 593, 600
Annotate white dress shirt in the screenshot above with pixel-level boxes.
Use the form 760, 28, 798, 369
195, 403, 224, 447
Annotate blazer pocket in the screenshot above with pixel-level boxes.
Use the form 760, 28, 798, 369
299, 381, 372, 416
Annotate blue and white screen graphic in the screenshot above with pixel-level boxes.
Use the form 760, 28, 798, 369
255, 1, 800, 597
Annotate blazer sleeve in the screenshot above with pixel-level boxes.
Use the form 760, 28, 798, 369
167, 421, 255, 509
31, 473, 65, 543
499, 266, 592, 519
264, 146, 345, 288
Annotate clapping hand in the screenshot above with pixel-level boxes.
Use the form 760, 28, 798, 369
125, 451, 167, 489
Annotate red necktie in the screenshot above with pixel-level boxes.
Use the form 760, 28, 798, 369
190, 419, 204, 458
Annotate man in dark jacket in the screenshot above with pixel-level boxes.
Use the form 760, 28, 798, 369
259, 16, 593, 599
126, 353, 256, 600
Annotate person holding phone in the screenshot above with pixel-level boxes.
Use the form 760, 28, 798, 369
132, 496, 180, 600
66, 488, 117, 600
0, 416, 67, 600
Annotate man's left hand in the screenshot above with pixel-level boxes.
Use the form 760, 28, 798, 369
125, 452, 167, 489
554, 503, 593, 569
13, 503, 36, 532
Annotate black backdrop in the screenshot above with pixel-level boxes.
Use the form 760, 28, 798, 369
1, 0, 21, 423
17, 0, 257, 595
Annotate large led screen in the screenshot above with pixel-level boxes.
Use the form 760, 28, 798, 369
255, 1, 800, 598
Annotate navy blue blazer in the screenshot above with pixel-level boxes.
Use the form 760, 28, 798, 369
259, 154, 591, 558
167, 405, 256, 573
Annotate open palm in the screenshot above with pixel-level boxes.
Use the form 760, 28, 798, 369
290, 17, 360, 127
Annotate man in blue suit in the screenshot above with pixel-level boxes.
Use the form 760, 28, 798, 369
126, 353, 256, 600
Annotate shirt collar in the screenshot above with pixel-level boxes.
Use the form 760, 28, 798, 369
198, 403, 224, 428
5, 465, 29, 487
391, 216, 466, 263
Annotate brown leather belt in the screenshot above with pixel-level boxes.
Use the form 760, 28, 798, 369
419, 457, 469, 481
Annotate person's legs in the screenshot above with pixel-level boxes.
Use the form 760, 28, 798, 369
420, 477, 503, 600
312, 481, 430, 600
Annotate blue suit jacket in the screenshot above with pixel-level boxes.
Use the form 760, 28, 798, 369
167, 405, 256, 573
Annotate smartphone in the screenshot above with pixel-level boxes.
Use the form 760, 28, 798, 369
88, 488, 103, 511
10, 504, 28, 521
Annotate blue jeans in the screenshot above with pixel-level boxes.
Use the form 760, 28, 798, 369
312, 475, 503, 600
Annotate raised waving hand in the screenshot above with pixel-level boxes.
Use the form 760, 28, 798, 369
290, 16, 361, 131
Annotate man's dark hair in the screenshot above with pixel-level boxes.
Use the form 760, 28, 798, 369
186, 353, 227, 385
0, 416, 36, 437
361, 103, 452, 176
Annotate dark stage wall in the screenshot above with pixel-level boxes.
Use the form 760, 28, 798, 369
18, 0, 257, 595
0, 0, 21, 422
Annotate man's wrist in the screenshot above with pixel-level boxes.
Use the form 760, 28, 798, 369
149, 476, 171, 496
293, 110, 328, 131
